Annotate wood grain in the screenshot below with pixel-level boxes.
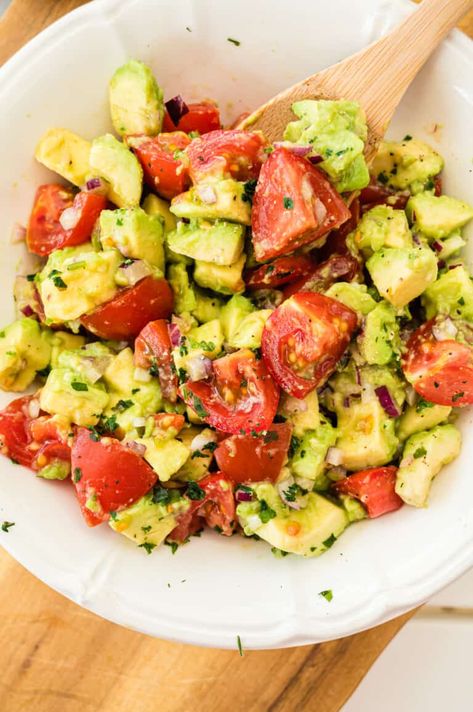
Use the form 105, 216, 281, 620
0, 2, 471, 711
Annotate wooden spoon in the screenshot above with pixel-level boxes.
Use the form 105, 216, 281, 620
239, 0, 473, 162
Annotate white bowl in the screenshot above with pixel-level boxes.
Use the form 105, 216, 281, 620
0, 0, 472, 650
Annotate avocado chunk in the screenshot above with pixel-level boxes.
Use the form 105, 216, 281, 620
167, 219, 245, 266
167, 263, 197, 315
39, 367, 109, 426
422, 266, 473, 321
192, 290, 224, 324
0, 318, 51, 392
397, 402, 452, 441
325, 282, 377, 317
366, 246, 437, 308
279, 390, 320, 437
37, 460, 71, 481
220, 294, 254, 341
353, 205, 412, 257
237, 482, 349, 557
339, 494, 367, 522
38, 244, 122, 323
433, 231, 465, 261
49, 330, 86, 368
89, 134, 143, 208
406, 192, 473, 240
109, 492, 189, 550
358, 301, 401, 366
175, 426, 215, 481
284, 99, 369, 192
134, 436, 190, 481
226, 309, 272, 350
109, 59, 163, 137
290, 415, 338, 490
194, 254, 246, 294
99, 207, 165, 269
372, 138, 443, 193
142, 194, 177, 235
170, 179, 251, 225
173, 319, 224, 376
56, 342, 114, 382
35, 128, 91, 187
395, 424, 461, 507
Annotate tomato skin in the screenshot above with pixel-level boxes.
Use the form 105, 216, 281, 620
128, 132, 190, 200
402, 319, 473, 406
186, 129, 267, 183
215, 422, 292, 483
71, 428, 157, 526
282, 253, 360, 299
262, 292, 357, 398
134, 320, 178, 402
60, 192, 107, 247
0, 396, 36, 468
162, 101, 221, 134
334, 466, 403, 518
359, 179, 409, 213
251, 148, 351, 262
245, 255, 316, 291
81, 276, 174, 341
27, 184, 74, 256
168, 503, 204, 543
179, 349, 280, 434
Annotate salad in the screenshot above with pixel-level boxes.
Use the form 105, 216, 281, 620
1, 58, 472, 558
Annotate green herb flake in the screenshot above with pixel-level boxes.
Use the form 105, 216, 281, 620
141, 525, 152, 534
288, 435, 300, 458
139, 542, 156, 554
191, 394, 209, 419
242, 179, 257, 204
413, 447, 427, 459
283, 196, 294, 210
1, 521, 15, 533
416, 398, 434, 413
71, 381, 88, 392
319, 589, 333, 602
152, 485, 172, 505
52, 275, 67, 290
88, 427, 100, 442
165, 541, 179, 554
114, 399, 134, 412
237, 635, 244, 656
377, 171, 389, 185
73, 467, 82, 483
403, 134, 413, 141
263, 430, 279, 444
186, 481, 205, 500
26, 274, 36, 282
131, 388, 141, 395
458, 297, 465, 306
259, 499, 276, 523
323, 534, 337, 549
227, 37, 241, 46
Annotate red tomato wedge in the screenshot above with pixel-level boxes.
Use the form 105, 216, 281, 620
0, 396, 36, 468
245, 255, 316, 291
402, 319, 473, 406
28, 415, 71, 470
134, 320, 178, 402
71, 427, 157, 526
168, 503, 204, 543
359, 179, 409, 213
186, 129, 267, 183
333, 466, 403, 518
27, 186, 106, 256
81, 276, 174, 341
262, 292, 357, 398
251, 148, 351, 262
196, 473, 236, 535
128, 132, 190, 200
162, 101, 221, 135
282, 253, 360, 299
215, 422, 292, 483
179, 349, 280, 434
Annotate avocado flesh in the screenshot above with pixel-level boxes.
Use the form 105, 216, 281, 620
325, 283, 376, 317
194, 254, 246, 295
366, 246, 437, 308
109, 59, 163, 137
35, 128, 91, 187
40, 367, 109, 427
100, 207, 165, 269
109, 493, 189, 549
354, 204, 412, 258
0, 318, 51, 392
397, 403, 452, 441
422, 266, 473, 321
167, 219, 245, 266
170, 179, 251, 225
406, 192, 473, 240
90, 134, 143, 208
371, 138, 443, 192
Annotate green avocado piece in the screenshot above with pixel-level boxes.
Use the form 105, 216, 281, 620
353, 205, 412, 257
432, 231, 465, 261
194, 254, 246, 294
39, 367, 109, 426
406, 192, 473, 240
290, 416, 338, 490
37, 460, 71, 481
34, 128, 91, 187
192, 290, 224, 324
0, 318, 51, 392
339, 494, 367, 522
49, 331, 86, 368
170, 179, 251, 225
366, 246, 437, 308
167, 219, 245, 266
220, 294, 254, 342
56, 342, 114, 381
325, 282, 376, 317
167, 263, 197, 315
99, 207, 165, 269
135, 436, 190, 481
397, 403, 452, 441
279, 390, 320, 438
175, 426, 215, 481
226, 309, 272, 350
422, 266, 473, 321
395, 424, 461, 507
237, 482, 349, 557
284, 99, 369, 192
109, 492, 189, 550
38, 244, 122, 323
358, 301, 401, 366
89, 134, 143, 208
372, 138, 444, 193
142, 194, 177, 234
109, 59, 163, 137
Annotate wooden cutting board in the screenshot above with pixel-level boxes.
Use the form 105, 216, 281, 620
0, 2, 471, 711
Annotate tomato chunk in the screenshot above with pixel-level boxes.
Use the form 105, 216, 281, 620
134, 320, 178, 402
334, 466, 403, 518
282, 253, 360, 298
197, 473, 236, 535
245, 255, 316, 291
128, 132, 190, 200
71, 427, 157, 526
179, 349, 280, 434
215, 422, 292, 483
0, 396, 36, 468
251, 148, 351, 262
81, 276, 174, 341
262, 292, 357, 398
162, 101, 221, 135
402, 319, 473, 406
186, 129, 267, 183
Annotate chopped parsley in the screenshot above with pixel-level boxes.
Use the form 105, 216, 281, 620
413, 447, 427, 459
259, 499, 276, 523
131, 388, 141, 395
288, 435, 300, 458
100, 414, 118, 433
88, 427, 101, 441
165, 541, 179, 554
283, 483, 302, 502
51, 274, 67, 290
377, 171, 389, 185
416, 397, 434, 413
152, 485, 173, 505
178, 367, 187, 384
319, 589, 333, 602
323, 534, 337, 549
71, 381, 88, 392
179, 343, 189, 357
458, 297, 465, 306
116, 217, 124, 227
227, 37, 241, 46
237, 635, 244, 656
36, 366, 51, 378
73, 467, 82, 483
190, 393, 209, 419
403, 134, 413, 141
425, 178, 435, 191
283, 196, 294, 210
139, 542, 156, 554
114, 399, 134, 412
149, 357, 159, 377
242, 179, 257, 204
271, 547, 289, 558
186, 482, 205, 500
141, 525, 152, 534
263, 430, 279, 444
1, 521, 15, 533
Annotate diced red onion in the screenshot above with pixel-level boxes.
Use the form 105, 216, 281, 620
134, 367, 152, 383
277, 475, 307, 511
165, 95, 190, 126
10, 222, 26, 244
432, 317, 457, 342
448, 263, 462, 270
132, 417, 147, 428
196, 184, 217, 204
168, 322, 182, 348
375, 386, 400, 418
325, 446, 343, 466
273, 141, 312, 157
190, 430, 218, 452
116, 260, 151, 286
412, 232, 422, 246
282, 395, 308, 414
28, 399, 41, 419
21, 305, 34, 317
126, 440, 147, 456
343, 396, 350, 408
81, 356, 112, 384
235, 488, 253, 503
308, 154, 324, 165
59, 206, 80, 231
83, 177, 109, 195
432, 240, 443, 253
186, 355, 213, 382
